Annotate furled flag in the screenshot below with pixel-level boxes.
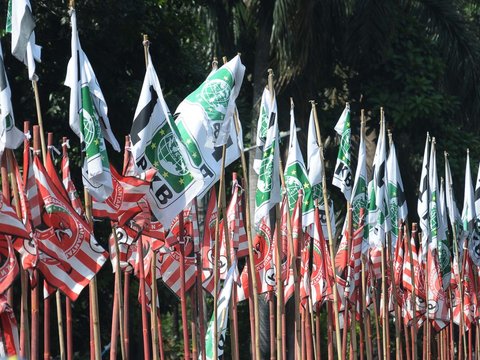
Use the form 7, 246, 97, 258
0, 42, 23, 156
254, 101, 281, 226
367, 117, 387, 249
332, 103, 352, 200
306, 108, 336, 240
253, 215, 275, 294
438, 178, 451, 289
203, 261, 237, 360
65, 9, 120, 201
253, 87, 277, 174
0, 295, 20, 358
444, 152, 463, 242
426, 248, 450, 331
0, 236, 19, 294
417, 133, 430, 260
386, 134, 408, 249
61, 139, 83, 215
428, 139, 451, 288
23, 128, 41, 227
129, 51, 203, 227
463, 150, 480, 265
32, 155, 108, 300
284, 100, 314, 227
343, 221, 365, 306
174, 63, 242, 199
225, 175, 248, 258
472, 159, 480, 266
6, 0, 41, 80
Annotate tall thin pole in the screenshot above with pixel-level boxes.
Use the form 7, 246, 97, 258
178, 212, 191, 359
310, 101, 342, 360
142, 33, 160, 360
196, 252, 206, 360
123, 272, 131, 360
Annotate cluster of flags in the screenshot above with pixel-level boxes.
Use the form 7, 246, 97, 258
3, 1, 480, 360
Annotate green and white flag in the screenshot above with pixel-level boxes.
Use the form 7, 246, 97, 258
444, 153, 463, 243
332, 103, 352, 200
253, 87, 277, 174
418, 133, 430, 260
438, 177, 451, 288
6, 0, 41, 80
177, 55, 244, 148
0, 41, 23, 156
203, 261, 237, 360
386, 135, 407, 249
462, 150, 475, 238
367, 119, 387, 249
129, 52, 204, 227
174, 62, 242, 199
284, 101, 314, 227
254, 104, 281, 226
65, 10, 120, 201
306, 108, 336, 240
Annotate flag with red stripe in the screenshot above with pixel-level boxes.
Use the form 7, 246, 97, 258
226, 176, 248, 258
0, 294, 20, 358
426, 247, 450, 331
61, 139, 83, 215
23, 134, 41, 227
253, 215, 275, 294
33, 156, 108, 300
0, 236, 19, 294
0, 192, 29, 239
159, 246, 197, 297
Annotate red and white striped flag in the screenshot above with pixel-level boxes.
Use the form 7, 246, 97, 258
344, 224, 364, 305
235, 264, 250, 303
109, 225, 138, 273
226, 176, 248, 258
0, 294, 20, 358
0, 236, 19, 294
454, 250, 476, 330
23, 133, 41, 227
33, 156, 108, 300
0, 192, 29, 240
253, 215, 275, 294
426, 248, 450, 331
159, 247, 197, 297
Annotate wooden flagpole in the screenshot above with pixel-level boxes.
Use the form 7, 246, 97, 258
6, 150, 31, 360
190, 287, 199, 360
178, 211, 191, 359
405, 223, 417, 360
46, 132, 66, 360
232, 70, 260, 360
110, 278, 120, 360
60, 138, 74, 360
326, 302, 334, 360
111, 226, 127, 360
341, 207, 353, 360
142, 33, 160, 360
304, 307, 314, 360
135, 228, 151, 360
315, 306, 322, 360
310, 100, 342, 360
123, 271, 131, 360
196, 251, 206, 360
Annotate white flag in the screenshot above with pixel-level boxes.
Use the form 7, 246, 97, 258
417, 133, 430, 259
253, 88, 277, 174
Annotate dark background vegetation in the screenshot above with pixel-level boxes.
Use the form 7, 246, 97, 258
2, 0, 480, 358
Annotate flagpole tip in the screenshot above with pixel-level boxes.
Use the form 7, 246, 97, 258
222, 56, 228, 64
69, 0, 75, 9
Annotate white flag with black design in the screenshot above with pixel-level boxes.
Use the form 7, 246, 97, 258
332, 103, 352, 200
253, 87, 277, 174
417, 133, 430, 259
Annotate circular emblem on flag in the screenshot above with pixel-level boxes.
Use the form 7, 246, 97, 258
81, 109, 97, 149
200, 79, 230, 118
438, 241, 451, 273
157, 132, 189, 176
257, 155, 274, 194
285, 175, 302, 210
253, 221, 272, 271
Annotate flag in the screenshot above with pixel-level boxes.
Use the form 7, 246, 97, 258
0, 42, 23, 156
438, 177, 451, 289
23, 131, 41, 227
61, 139, 83, 215
203, 261, 237, 360
284, 101, 314, 227
472, 159, 480, 266
462, 150, 477, 259
426, 248, 450, 330
418, 133, 430, 260
344, 223, 365, 306
307, 108, 323, 203
129, 51, 204, 227
253, 88, 277, 174
253, 216, 275, 294
65, 10, 120, 201
386, 136, 407, 249
254, 103, 280, 226
32, 155, 108, 300
0, 236, 19, 294
6, 0, 41, 80
0, 295, 20, 358
159, 247, 197, 298
445, 153, 463, 243
0, 192, 29, 239
332, 103, 352, 200
225, 176, 248, 258
367, 119, 387, 249
178, 56, 244, 148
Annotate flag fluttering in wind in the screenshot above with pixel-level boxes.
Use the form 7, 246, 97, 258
445, 152, 463, 244
284, 100, 314, 227
129, 51, 204, 227
0, 42, 24, 156
307, 108, 323, 202
6, 0, 41, 80
254, 88, 277, 174
65, 9, 120, 201
332, 103, 352, 200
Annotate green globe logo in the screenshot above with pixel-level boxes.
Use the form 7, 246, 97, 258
157, 132, 189, 176
81, 109, 97, 148
285, 175, 302, 210
200, 79, 230, 120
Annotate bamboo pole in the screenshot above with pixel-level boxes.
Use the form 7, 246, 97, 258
123, 271, 131, 360
178, 212, 191, 359
110, 279, 119, 360
304, 308, 314, 360
142, 34, 160, 360
111, 226, 127, 360
310, 100, 342, 360
135, 228, 151, 360
327, 303, 334, 360
405, 224, 417, 360
232, 74, 260, 360
315, 307, 322, 360
196, 252, 206, 360
5, 150, 31, 360
190, 287, 199, 360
